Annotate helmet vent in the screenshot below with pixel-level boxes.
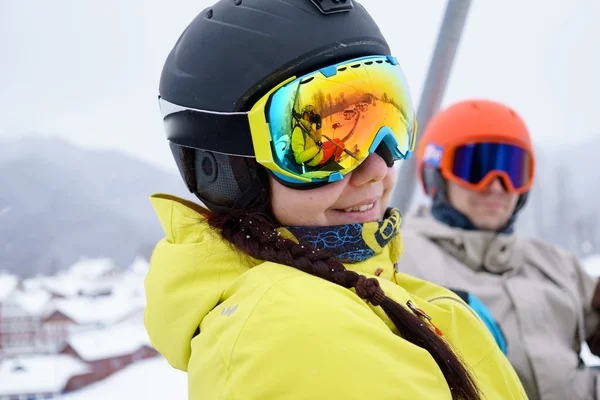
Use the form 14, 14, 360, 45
309, 0, 354, 15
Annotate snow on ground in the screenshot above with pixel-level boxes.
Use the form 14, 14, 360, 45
583, 254, 600, 278
62, 357, 187, 400
0, 355, 90, 396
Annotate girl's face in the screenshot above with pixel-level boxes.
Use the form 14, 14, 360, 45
270, 153, 398, 226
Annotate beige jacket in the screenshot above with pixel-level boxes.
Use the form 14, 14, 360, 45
399, 212, 600, 400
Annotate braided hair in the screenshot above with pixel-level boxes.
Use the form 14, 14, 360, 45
208, 210, 480, 400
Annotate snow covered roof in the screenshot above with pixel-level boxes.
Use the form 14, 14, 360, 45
66, 323, 152, 362
0, 274, 19, 302
21, 276, 47, 292
0, 355, 91, 396
583, 254, 600, 277
43, 275, 85, 298
42, 275, 116, 299
8, 289, 51, 316
129, 256, 149, 276
110, 269, 147, 301
69, 258, 120, 280
47, 295, 142, 326
62, 357, 186, 400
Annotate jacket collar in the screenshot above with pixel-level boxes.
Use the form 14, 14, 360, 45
405, 209, 523, 274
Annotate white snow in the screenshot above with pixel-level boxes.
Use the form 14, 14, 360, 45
111, 270, 147, 300
9, 289, 51, 316
21, 276, 47, 292
0, 355, 90, 395
69, 257, 119, 280
40, 259, 121, 299
47, 294, 141, 326
66, 323, 152, 362
583, 254, 600, 277
0, 274, 18, 302
42, 275, 87, 298
62, 357, 187, 400
129, 256, 149, 276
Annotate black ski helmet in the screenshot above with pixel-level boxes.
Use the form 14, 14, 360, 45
159, 0, 391, 214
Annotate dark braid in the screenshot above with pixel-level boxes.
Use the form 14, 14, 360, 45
209, 211, 480, 400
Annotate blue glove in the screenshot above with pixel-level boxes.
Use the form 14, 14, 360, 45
449, 289, 508, 354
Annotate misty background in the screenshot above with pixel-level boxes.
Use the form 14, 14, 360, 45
1, 0, 599, 277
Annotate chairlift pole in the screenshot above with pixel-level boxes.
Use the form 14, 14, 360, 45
391, 0, 472, 213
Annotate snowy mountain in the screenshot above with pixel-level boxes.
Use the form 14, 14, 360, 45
0, 136, 192, 278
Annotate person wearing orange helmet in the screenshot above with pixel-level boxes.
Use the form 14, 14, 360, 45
399, 99, 600, 400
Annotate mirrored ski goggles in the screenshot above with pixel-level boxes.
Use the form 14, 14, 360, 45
424, 142, 534, 193
159, 55, 417, 188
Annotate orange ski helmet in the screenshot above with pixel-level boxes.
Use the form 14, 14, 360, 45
417, 99, 535, 197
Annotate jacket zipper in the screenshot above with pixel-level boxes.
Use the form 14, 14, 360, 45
428, 296, 479, 320
407, 300, 444, 336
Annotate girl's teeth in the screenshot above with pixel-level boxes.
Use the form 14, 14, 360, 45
342, 203, 374, 213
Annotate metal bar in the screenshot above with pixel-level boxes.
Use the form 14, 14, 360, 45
391, 0, 472, 212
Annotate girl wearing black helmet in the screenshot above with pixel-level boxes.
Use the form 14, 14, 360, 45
144, 1, 527, 399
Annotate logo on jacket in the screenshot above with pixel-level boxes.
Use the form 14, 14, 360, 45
221, 304, 239, 317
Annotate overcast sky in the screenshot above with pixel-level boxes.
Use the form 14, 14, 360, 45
1, 0, 598, 170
